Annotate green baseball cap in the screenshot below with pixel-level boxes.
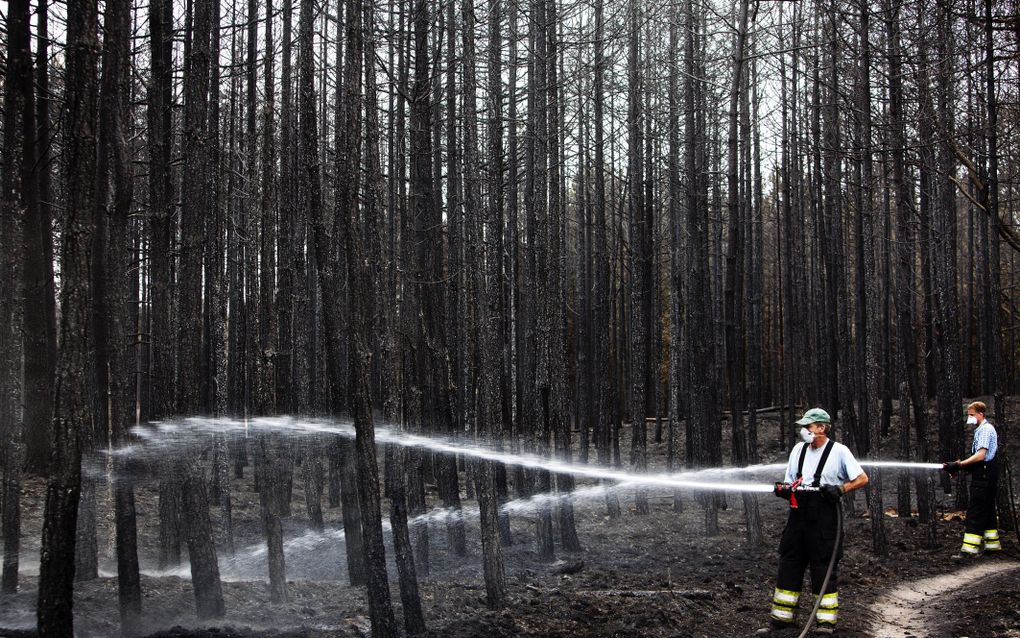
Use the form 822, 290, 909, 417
796, 408, 831, 425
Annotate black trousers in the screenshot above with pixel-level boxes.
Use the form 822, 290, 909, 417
965, 458, 999, 535
776, 497, 842, 596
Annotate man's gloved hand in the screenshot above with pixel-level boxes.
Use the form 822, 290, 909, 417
773, 482, 793, 500
821, 484, 845, 503
942, 461, 962, 474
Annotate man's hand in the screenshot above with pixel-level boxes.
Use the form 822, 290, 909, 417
942, 461, 962, 474
821, 484, 845, 503
773, 482, 793, 500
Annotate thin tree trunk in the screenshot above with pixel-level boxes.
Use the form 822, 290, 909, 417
22, 0, 56, 475
97, 0, 142, 626
885, 0, 923, 556
667, 0, 684, 512
37, 1, 99, 631
343, 5, 398, 633
546, 1, 579, 550
387, 447, 427, 633
1, 0, 34, 595
627, 0, 650, 516
257, 435, 288, 602
685, 0, 719, 536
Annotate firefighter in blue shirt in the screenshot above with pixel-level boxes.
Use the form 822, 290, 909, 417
755, 408, 869, 637
942, 401, 1001, 556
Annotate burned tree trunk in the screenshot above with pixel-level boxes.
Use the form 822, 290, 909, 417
257, 434, 288, 602
21, 0, 56, 475
667, 0, 684, 511
37, 0, 98, 631
723, 0, 763, 547
278, 0, 297, 416
340, 2, 398, 633
933, 0, 962, 478
1, 0, 33, 594
592, 0, 620, 518
545, 0, 579, 551
685, 0, 720, 536
96, 0, 143, 626
477, 0, 510, 602
387, 447, 427, 633
150, 0, 182, 569
178, 0, 226, 618
299, 0, 368, 586
885, 0, 922, 555
854, 0, 886, 553
627, 0, 650, 516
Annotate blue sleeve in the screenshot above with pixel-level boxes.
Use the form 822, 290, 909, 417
974, 426, 993, 452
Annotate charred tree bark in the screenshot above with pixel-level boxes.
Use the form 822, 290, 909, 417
342, 4, 398, 633
592, 0, 620, 519
206, 0, 225, 420
933, 0, 962, 479
981, 0, 1000, 393
439, 0, 468, 559
278, 0, 297, 415
685, 0, 719, 536
37, 0, 98, 631
885, 0, 923, 554
96, 0, 143, 626
257, 435, 288, 602
546, 0, 579, 550
301, 0, 368, 586
147, 0, 175, 425
178, 0, 226, 616
667, 0, 684, 511
723, 0, 763, 547
387, 448, 427, 633
1, 0, 32, 594
258, 0, 278, 416
21, 0, 56, 475
409, 0, 442, 576
854, 0, 886, 553
627, 0, 650, 516
477, 0, 511, 601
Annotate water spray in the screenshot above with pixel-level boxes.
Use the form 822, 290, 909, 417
122, 416, 947, 497
117, 482, 635, 582
110, 417, 951, 506
859, 461, 943, 471
121, 416, 786, 492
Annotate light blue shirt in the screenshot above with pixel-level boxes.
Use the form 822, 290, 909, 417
972, 420, 997, 462
784, 440, 865, 487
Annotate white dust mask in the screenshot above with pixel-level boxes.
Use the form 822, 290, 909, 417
966, 415, 978, 425
799, 428, 815, 443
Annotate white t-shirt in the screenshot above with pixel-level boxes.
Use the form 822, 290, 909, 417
783, 440, 864, 487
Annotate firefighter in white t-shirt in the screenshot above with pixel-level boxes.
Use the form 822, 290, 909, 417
755, 408, 869, 637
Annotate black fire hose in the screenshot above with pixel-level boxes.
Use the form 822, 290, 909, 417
794, 491, 843, 638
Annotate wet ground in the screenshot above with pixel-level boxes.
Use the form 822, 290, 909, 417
1, 408, 1018, 637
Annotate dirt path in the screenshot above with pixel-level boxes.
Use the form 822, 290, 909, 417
867, 558, 1020, 638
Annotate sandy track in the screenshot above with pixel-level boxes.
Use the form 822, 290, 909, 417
867, 559, 1020, 638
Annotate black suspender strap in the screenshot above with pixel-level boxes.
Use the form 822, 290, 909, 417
813, 440, 835, 487
795, 439, 836, 487
796, 442, 810, 480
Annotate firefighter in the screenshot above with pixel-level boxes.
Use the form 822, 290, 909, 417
942, 400, 1001, 557
755, 408, 869, 637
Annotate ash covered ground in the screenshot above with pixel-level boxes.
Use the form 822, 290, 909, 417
1, 408, 1018, 638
